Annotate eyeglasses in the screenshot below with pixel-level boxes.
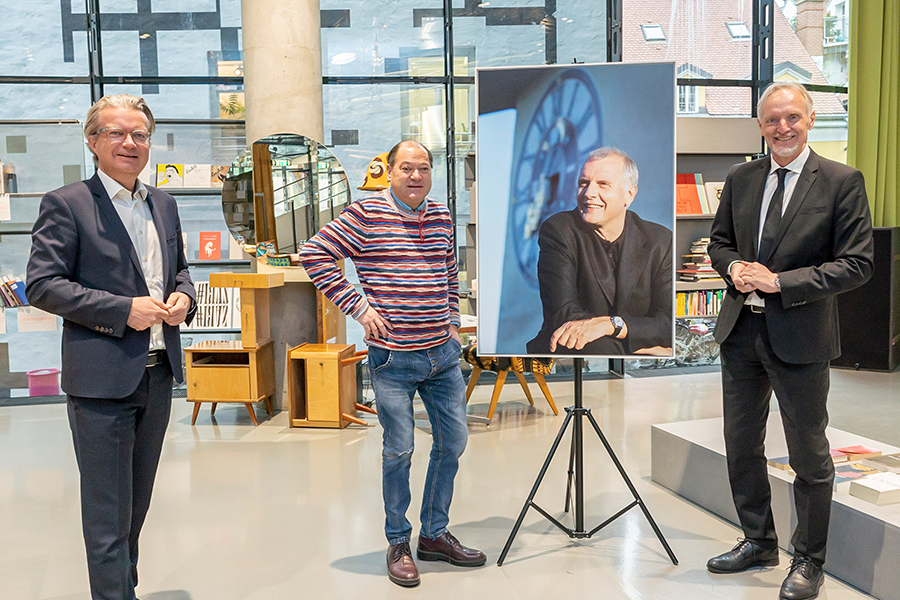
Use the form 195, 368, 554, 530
96, 127, 151, 145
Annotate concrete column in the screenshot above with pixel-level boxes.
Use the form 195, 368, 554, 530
240, 0, 326, 411
240, 0, 324, 144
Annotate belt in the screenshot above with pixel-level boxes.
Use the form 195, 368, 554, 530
146, 349, 167, 367
748, 304, 765, 314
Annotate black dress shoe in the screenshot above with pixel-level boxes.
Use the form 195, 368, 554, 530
707, 538, 780, 573
780, 556, 824, 600
417, 531, 486, 567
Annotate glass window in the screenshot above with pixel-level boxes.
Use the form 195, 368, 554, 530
323, 83, 448, 200
103, 84, 243, 119
624, 1, 754, 114
99, 1, 242, 77
773, 0, 847, 164
0, 118, 91, 194
0, 4, 89, 76
641, 24, 666, 42
726, 22, 752, 40
0, 85, 91, 121
320, 0, 444, 77
678, 85, 698, 114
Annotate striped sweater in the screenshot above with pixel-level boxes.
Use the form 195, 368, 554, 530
299, 190, 460, 351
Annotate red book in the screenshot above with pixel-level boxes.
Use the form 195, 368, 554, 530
198, 232, 221, 260
676, 173, 706, 215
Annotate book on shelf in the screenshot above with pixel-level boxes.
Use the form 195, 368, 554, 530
156, 164, 184, 188
676, 289, 724, 317
198, 232, 221, 260
848, 472, 900, 505
182, 163, 211, 188
704, 182, 725, 214
210, 165, 229, 188
1, 276, 28, 307
861, 453, 900, 473
676, 173, 709, 215
833, 462, 880, 492
834, 445, 882, 461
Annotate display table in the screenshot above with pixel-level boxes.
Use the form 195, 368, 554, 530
287, 343, 367, 428
651, 415, 900, 600
184, 340, 275, 425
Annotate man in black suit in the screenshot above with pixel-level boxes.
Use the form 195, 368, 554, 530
706, 82, 873, 600
526, 147, 673, 356
27, 94, 195, 600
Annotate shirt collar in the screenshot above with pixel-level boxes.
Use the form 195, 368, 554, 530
96, 168, 148, 202
769, 144, 810, 176
388, 189, 427, 214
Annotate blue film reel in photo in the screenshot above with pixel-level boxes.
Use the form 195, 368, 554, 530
510, 68, 602, 288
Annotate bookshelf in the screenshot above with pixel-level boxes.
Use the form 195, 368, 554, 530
672, 118, 761, 364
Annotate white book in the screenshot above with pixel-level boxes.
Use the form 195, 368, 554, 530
849, 472, 900, 505
183, 163, 211, 188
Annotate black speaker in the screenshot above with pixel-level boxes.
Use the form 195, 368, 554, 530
833, 227, 900, 372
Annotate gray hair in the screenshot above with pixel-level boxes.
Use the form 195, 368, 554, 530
757, 81, 814, 117
585, 147, 639, 190
84, 94, 156, 165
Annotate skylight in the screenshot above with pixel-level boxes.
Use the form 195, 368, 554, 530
641, 24, 666, 42
726, 22, 752, 40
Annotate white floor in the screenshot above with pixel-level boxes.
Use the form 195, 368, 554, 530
2, 367, 898, 600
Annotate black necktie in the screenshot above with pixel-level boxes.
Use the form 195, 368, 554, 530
757, 168, 789, 264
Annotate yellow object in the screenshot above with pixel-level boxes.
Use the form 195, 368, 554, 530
358, 151, 389, 190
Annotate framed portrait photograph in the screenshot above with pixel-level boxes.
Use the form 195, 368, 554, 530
476, 62, 676, 358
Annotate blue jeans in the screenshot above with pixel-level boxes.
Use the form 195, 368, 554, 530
367, 338, 468, 545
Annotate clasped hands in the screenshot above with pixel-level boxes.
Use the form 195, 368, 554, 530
731, 261, 780, 294
126, 292, 191, 331
550, 316, 619, 352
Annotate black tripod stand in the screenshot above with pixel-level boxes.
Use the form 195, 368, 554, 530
497, 358, 678, 566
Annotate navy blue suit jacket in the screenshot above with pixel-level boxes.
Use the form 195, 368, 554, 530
26, 173, 195, 398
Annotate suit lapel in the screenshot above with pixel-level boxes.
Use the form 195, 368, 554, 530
767, 151, 819, 260
88, 174, 146, 280
746, 159, 769, 261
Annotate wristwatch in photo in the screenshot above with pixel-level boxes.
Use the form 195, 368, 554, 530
611, 316, 625, 338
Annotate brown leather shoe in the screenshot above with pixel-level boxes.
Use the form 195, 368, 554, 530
387, 542, 420, 587
417, 531, 486, 567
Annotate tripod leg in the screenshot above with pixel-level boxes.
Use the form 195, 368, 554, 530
498, 409, 574, 566
585, 410, 678, 565
564, 433, 575, 513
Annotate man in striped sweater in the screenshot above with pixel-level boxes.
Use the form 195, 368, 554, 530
299, 140, 485, 587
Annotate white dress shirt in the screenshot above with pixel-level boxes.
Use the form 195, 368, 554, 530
744, 145, 811, 307
96, 169, 166, 351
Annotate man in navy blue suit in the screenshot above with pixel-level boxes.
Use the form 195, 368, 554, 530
27, 94, 195, 600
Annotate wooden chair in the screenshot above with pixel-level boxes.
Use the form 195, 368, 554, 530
462, 346, 558, 421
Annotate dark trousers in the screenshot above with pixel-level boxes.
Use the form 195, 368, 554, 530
67, 361, 173, 600
719, 308, 834, 566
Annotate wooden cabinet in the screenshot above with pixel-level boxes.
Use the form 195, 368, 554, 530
184, 340, 275, 425
287, 343, 364, 428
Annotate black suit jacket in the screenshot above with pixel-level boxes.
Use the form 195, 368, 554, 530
708, 150, 874, 364
26, 173, 196, 398
527, 209, 673, 355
